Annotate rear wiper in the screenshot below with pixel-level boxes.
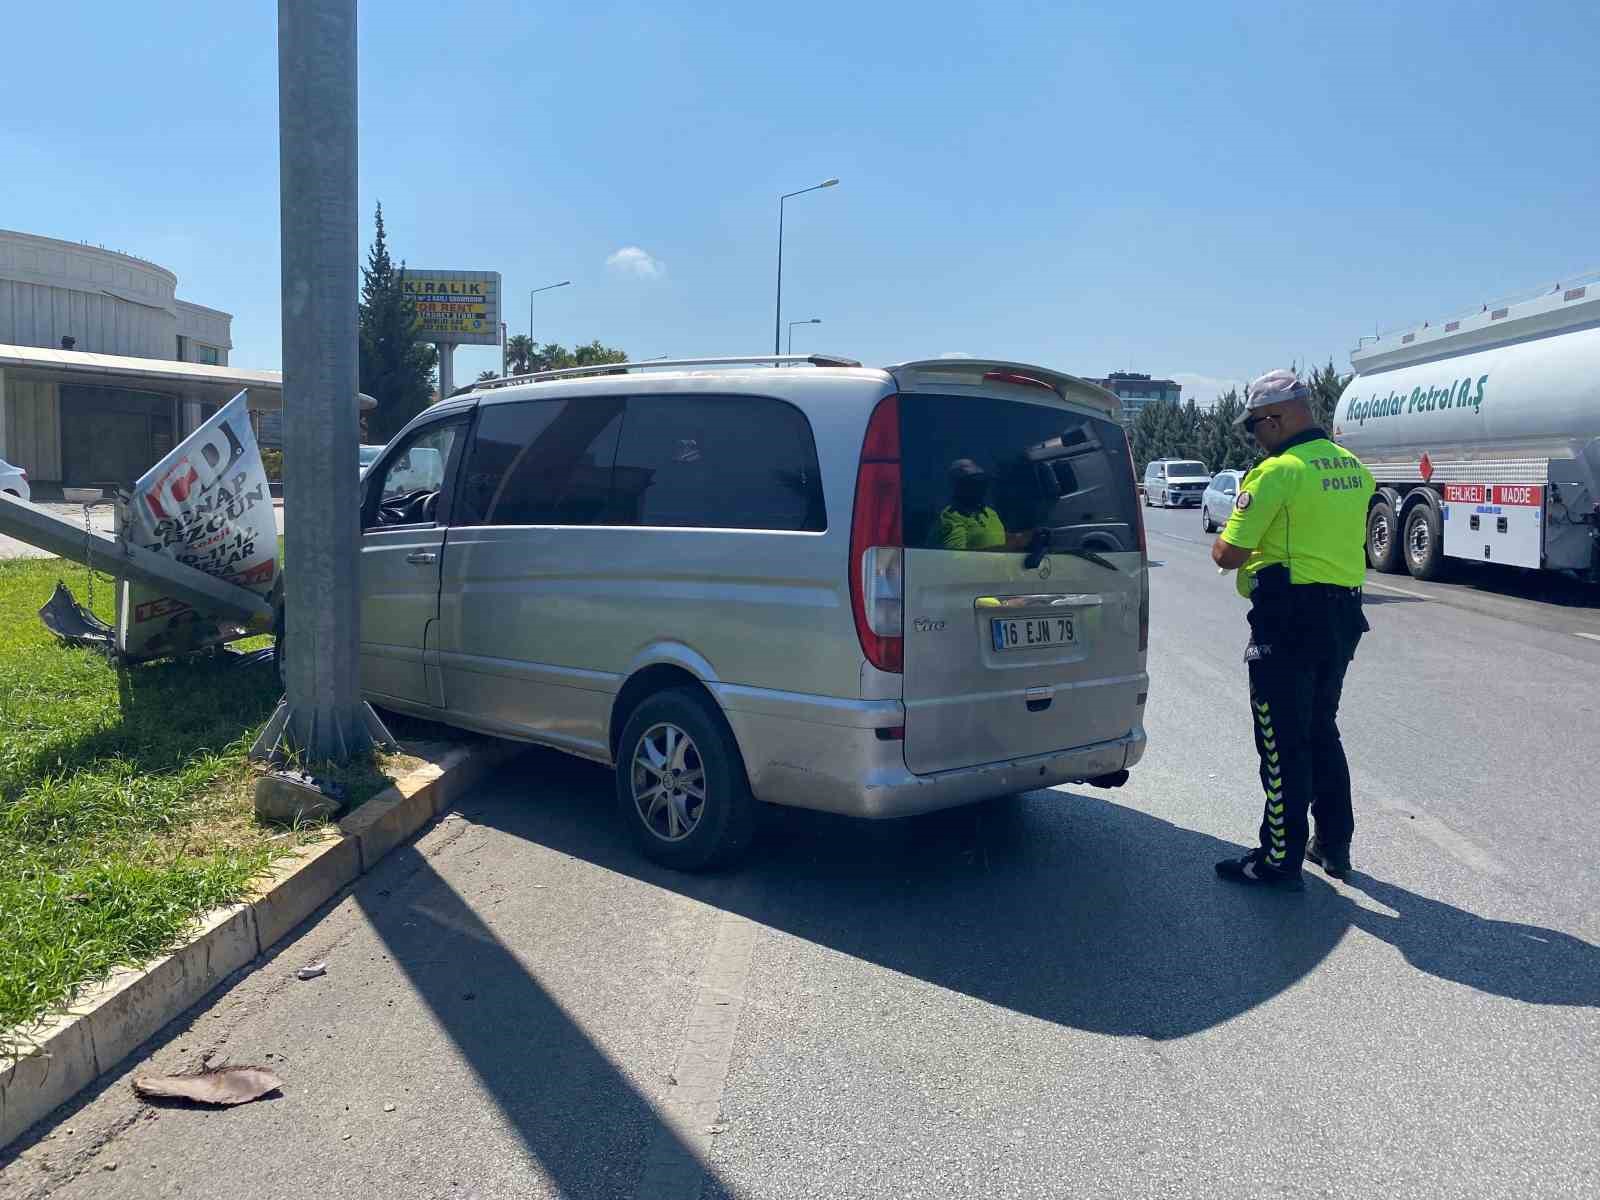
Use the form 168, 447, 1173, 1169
1024, 530, 1120, 573
1056, 545, 1121, 572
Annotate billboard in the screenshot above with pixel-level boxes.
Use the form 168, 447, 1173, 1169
401, 269, 502, 346
120, 391, 278, 660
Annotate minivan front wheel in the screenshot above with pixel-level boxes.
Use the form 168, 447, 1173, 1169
616, 688, 755, 871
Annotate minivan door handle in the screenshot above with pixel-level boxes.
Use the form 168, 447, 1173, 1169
404, 551, 438, 565
1025, 686, 1054, 713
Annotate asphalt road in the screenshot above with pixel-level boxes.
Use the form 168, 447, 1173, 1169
6, 505, 1598, 1199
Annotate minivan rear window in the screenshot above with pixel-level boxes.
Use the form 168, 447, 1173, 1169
900, 393, 1139, 554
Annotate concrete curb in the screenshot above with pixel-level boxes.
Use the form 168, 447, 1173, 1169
0, 737, 522, 1151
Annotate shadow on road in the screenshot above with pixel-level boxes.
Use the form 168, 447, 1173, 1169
353, 843, 732, 1200
464, 750, 1599, 1043
1425, 561, 1600, 611
1341, 873, 1600, 1006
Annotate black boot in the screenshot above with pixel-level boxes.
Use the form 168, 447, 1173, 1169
1215, 848, 1304, 890
1305, 836, 1351, 879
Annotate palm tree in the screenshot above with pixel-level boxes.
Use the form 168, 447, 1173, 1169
505, 334, 534, 375
476, 369, 498, 382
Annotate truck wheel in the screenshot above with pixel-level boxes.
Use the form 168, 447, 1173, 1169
1403, 503, 1446, 581
1367, 500, 1403, 574
616, 688, 755, 871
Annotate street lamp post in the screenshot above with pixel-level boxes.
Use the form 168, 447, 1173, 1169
774, 178, 838, 356
788, 317, 821, 355
528, 279, 572, 352
267, 0, 392, 762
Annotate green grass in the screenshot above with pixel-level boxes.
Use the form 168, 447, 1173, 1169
0, 555, 407, 1051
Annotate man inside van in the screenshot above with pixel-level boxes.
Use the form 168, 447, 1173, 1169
931, 458, 1035, 551
1209, 369, 1374, 890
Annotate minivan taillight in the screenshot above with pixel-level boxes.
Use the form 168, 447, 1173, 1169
850, 395, 903, 673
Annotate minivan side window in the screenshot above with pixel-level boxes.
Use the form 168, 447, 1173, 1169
608, 394, 826, 531
455, 397, 625, 526
364, 422, 460, 528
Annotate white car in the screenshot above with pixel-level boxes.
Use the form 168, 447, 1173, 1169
1142, 459, 1211, 508
0, 456, 30, 502
1200, 469, 1241, 533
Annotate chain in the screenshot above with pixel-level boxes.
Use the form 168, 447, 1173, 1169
82, 502, 96, 615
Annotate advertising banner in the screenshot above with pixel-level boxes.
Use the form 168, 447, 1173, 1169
400, 269, 502, 345
118, 392, 277, 660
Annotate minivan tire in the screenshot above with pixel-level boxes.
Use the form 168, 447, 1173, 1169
615, 687, 756, 871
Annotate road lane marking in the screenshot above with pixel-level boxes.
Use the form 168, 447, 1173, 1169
1364, 581, 1434, 601
1575, 631, 1600, 643
633, 910, 758, 1199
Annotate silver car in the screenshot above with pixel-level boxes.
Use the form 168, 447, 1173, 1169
1201, 469, 1241, 533
1142, 459, 1212, 508
314, 357, 1149, 869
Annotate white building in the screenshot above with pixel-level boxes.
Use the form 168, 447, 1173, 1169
0, 229, 283, 495
0, 229, 232, 366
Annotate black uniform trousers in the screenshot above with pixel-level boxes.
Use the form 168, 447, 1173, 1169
1244, 573, 1368, 873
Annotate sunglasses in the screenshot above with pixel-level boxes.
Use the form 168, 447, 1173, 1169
1242, 413, 1280, 434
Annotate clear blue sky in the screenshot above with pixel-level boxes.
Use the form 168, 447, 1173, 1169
5, 1, 1597, 400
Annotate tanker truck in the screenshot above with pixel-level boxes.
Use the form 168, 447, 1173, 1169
1333, 279, 1600, 582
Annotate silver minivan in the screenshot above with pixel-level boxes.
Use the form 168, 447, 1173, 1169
1142, 458, 1212, 508
343, 356, 1149, 869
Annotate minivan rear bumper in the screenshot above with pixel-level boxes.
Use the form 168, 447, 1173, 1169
718, 685, 1147, 820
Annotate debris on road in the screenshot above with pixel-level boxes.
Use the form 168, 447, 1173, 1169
132, 1065, 284, 1107
296, 961, 328, 981
383, 1103, 396, 1113
255, 769, 346, 824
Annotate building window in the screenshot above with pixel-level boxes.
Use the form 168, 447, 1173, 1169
196, 345, 220, 365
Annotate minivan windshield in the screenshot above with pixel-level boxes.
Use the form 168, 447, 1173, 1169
1168, 461, 1207, 476
900, 393, 1140, 555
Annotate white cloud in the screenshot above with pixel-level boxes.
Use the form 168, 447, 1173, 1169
606, 246, 665, 279
937, 351, 973, 359
1170, 372, 1245, 406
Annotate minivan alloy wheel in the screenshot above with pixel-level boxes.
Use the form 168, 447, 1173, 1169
630, 722, 706, 841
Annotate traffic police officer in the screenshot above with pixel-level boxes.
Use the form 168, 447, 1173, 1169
1211, 369, 1374, 889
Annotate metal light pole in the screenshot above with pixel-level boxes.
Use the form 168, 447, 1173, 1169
788, 317, 821, 355
263, 0, 391, 762
529, 280, 571, 349
773, 179, 838, 356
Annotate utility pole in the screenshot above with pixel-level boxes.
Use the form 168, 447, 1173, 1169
260, 0, 391, 762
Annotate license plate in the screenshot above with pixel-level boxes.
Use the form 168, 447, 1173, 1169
991, 616, 1076, 652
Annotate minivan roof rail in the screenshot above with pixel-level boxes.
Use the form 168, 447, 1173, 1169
470, 353, 863, 391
